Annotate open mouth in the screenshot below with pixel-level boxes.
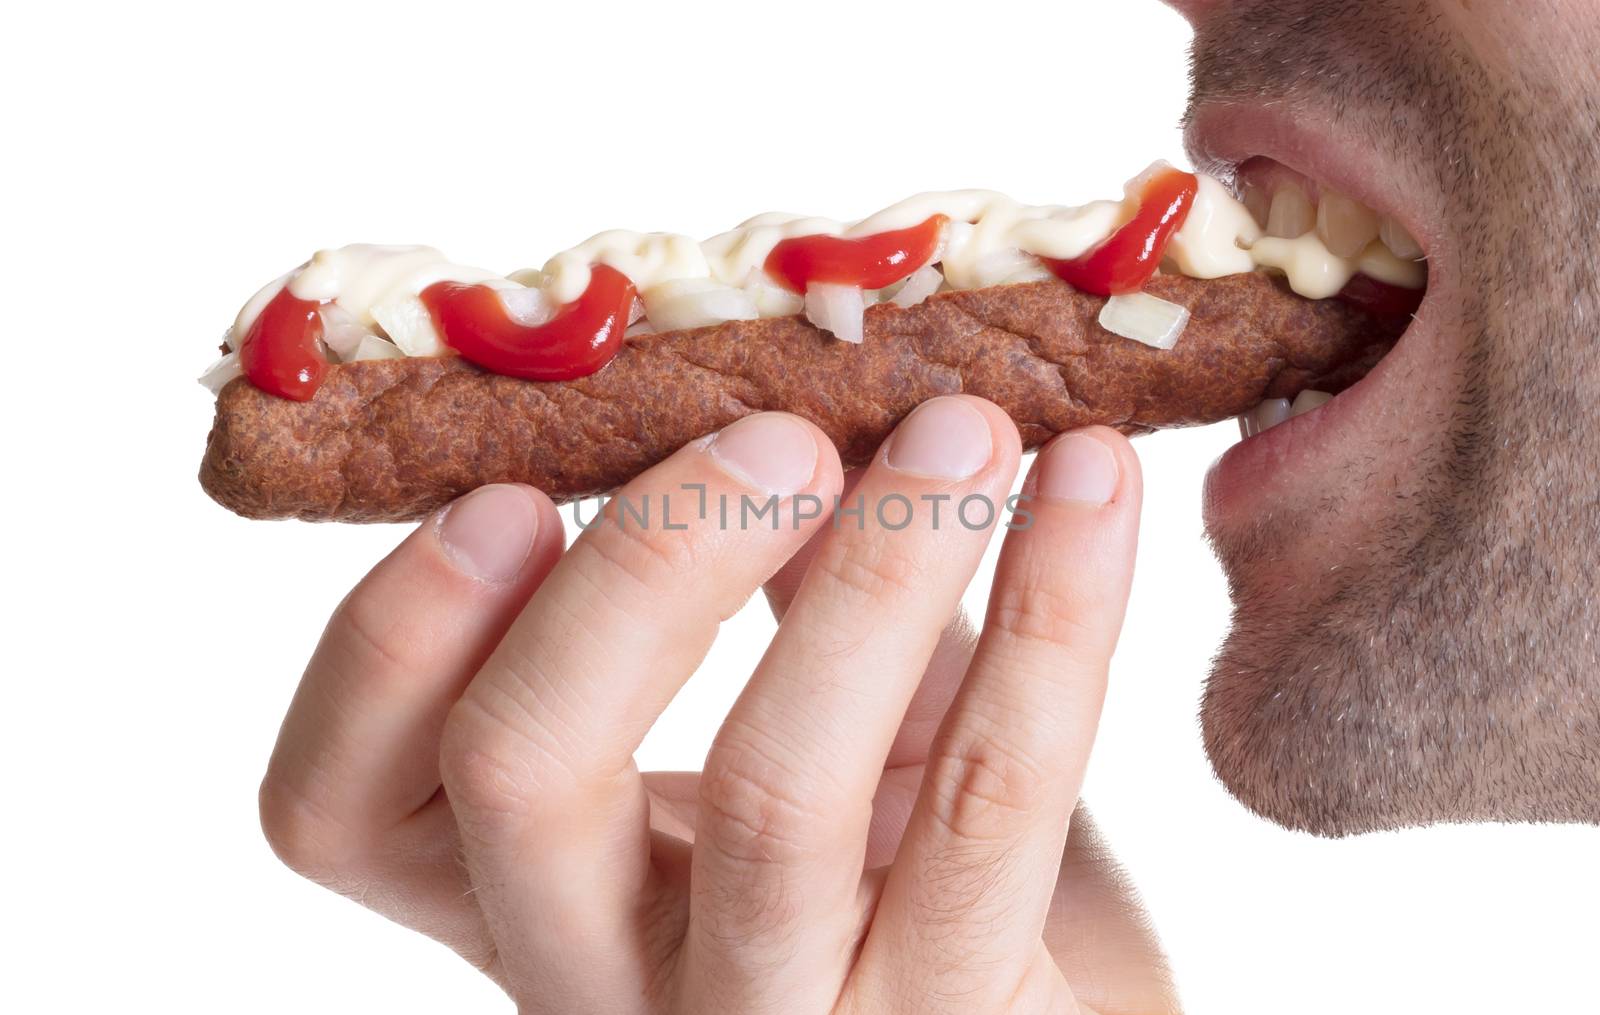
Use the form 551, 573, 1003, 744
1183, 104, 1439, 524
1229, 154, 1430, 436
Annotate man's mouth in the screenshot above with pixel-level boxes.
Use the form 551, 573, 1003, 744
1182, 103, 1441, 526
1230, 153, 1429, 435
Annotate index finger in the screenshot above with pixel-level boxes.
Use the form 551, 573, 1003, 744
437, 412, 844, 1006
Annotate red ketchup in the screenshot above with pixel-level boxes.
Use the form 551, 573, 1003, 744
1338, 273, 1425, 318
238, 286, 328, 401
765, 215, 947, 292
420, 263, 637, 382
1043, 168, 1200, 296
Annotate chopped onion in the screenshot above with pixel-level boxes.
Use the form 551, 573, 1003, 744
497, 286, 557, 327
1097, 292, 1191, 350
628, 296, 647, 326
198, 351, 242, 395
891, 265, 945, 308
942, 221, 975, 263
318, 302, 373, 362
804, 282, 866, 344
973, 248, 1053, 288
641, 278, 759, 331
743, 270, 805, 317
930, 217, 952, 263
371, 296, 446, 356
350, 335, 405, 361
624, 320, 657, 339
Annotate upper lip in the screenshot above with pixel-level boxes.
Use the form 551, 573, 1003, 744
1183, 99, 1442, 266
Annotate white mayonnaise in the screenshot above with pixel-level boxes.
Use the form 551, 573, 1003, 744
1166, 175, 1262, 278
224, 169, 1427, 362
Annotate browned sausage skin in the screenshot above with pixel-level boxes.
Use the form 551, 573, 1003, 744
200, 274, 1400, 523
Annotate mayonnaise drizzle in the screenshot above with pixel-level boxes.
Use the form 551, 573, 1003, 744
227, 170, 1427, 354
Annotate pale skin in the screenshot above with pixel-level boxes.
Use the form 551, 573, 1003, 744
262, 0, 1600, 1006
260, 398, 1178, 1013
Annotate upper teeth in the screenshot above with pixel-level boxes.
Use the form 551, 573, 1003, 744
1379, 216, 1424, 260
1237, 389, 1334, 439
1317, 189, 1381, 258
1266, 185, 1317, 239
1244, 179, 1423, 263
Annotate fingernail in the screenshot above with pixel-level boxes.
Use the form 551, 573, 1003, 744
437, 484, 539, 583
1035, 433, 1119, 506
885, 397, 992, 480
706, 413, 819, 496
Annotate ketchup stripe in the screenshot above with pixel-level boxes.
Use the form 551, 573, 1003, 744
238, 287, 328, 401
420, 265, 637, 383
1043, 169, 1199, 297
764, 215, 948, 293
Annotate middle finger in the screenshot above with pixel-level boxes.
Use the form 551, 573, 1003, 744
684, 395, 1022, 1010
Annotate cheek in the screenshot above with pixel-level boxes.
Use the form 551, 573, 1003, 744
1436, 0, 1581, 75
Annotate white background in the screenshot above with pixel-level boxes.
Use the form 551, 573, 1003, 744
5, 1, 1597, 1012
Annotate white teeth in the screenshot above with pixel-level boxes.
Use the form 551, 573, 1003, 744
1238, 397, 1293, 439
1316, 189, 1381, 259
1237, 391, 1336, 439
1266, 185, 1316, 239
1290, 389, 1333, 418
1379, 215, 1425, 260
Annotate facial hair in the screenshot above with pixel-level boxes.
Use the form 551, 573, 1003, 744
1189, 0, 1600, 836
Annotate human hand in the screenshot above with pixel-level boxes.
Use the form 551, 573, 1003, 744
260, 396, 1157, 1013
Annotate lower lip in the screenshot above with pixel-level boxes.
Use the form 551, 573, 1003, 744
1202, 295, 1436, 525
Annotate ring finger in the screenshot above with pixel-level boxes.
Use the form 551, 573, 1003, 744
858, 428, 1142, 1012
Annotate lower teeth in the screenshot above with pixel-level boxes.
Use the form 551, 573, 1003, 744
1237, 389, 1333, 438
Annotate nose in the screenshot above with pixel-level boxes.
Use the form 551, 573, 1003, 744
1161, 0, 1223, 22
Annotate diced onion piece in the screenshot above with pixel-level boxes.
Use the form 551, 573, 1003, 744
628, 296, 647, 326
319, 302, 374, 362
1097, 292, 1190, 350
891, 265, 945, 308
497, 286, 557, 328
641, 278, 759, 332
972, 248, 1053, 288
624, 320, 657, 339
942, 221, 976, 264
198, 351, 242, 395
372, 296, 447, 356
743, 270, 805, 317
804, 282, 866, 344
350, 335, 406, 361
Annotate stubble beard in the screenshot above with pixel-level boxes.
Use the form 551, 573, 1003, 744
1190, 1, 1600, 836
